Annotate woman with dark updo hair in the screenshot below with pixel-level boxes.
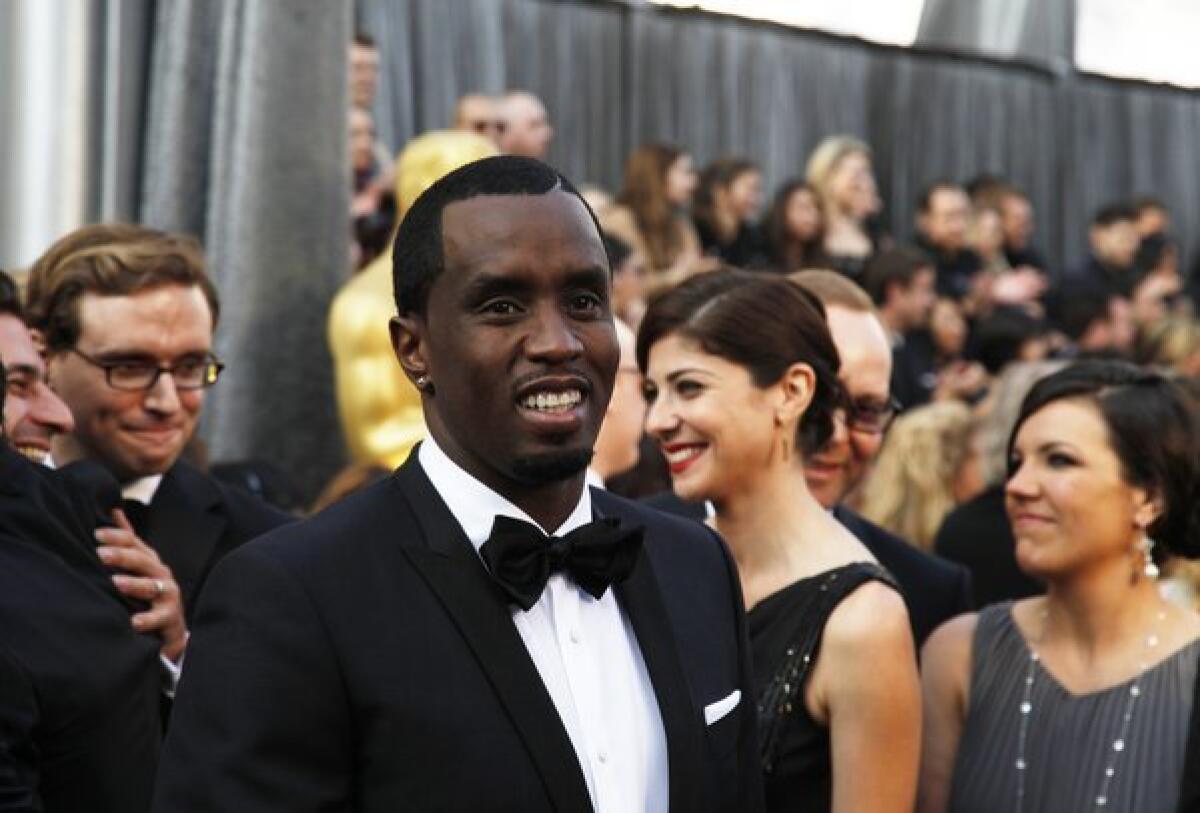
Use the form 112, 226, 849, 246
639, 271, 920, 812
920, 360, 1200, 812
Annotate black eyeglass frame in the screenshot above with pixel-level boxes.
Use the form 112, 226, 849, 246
68, 347, 225, 392
844, 395, 902, 434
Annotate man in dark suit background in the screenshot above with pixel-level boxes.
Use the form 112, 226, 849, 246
154, 157, 762, 811
792, 270, 972, 646
24, 224, 292, 621
0, 328, 167, 812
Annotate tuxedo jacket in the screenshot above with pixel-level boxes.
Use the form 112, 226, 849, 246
153, 456, 764, 812
643, 493, 973, 648
0, 446, 162, 813
130, 461, 293, 619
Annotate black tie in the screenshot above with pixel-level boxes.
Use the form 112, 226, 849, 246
120, 498, 149, 534
479, 515, 644, 611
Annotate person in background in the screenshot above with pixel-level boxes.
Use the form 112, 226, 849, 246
859, 401, 982, 552
763, 179, 825, 273
600, 143, 713, 288
497, 90, 554, 160
805, 135, 881, 280
348, 33, 393, 184
1133, 316, 1200, 378
935, 360, 1064, 608
641, 270, 919, 813
452, 93, 503, 147
999, 186, 1045, 273
791, 270, 974, 647
601, 234, 648, 330
25, 224, 292, 620
350, 106, 395, 269
1075, 202, 1140, 294
915, 181, 982, 305
972, 307, 1049, 377
589, 319, 645, 489
1131, 195, 1171, 240
920, 361, 1200, 812
692, 157, 766, 268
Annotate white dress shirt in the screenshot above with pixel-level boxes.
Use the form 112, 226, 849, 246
419, 438, 669, 812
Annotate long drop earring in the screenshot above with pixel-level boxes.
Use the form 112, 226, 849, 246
1140, 535, 1160, 580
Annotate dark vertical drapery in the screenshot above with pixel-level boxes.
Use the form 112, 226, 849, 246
358, 0, 1198, 277
142, 0, 352, 497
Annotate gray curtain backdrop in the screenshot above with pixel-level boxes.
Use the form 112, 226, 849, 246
358, 0, 1198, 277
141, 0, 351, 498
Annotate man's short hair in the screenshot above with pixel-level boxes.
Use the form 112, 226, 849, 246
788, 269, 874, 313
917, 180, 963, 214
392, 155, 599, 317
24, 223, 219, 353
861, 246, 934, 306
352, 32, 376, 49
1049, 283, 1112, 341
1131, 196, 1167, 217
1091, 202, 1137, 228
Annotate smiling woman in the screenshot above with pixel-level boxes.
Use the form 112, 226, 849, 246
919, 360, 1200, 812
638, 269, 921, 812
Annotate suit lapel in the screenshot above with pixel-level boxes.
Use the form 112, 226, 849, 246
139, 465, 227, 601
598, 494, 703, 812
391, 458, 593, 812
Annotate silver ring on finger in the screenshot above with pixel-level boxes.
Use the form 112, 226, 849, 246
153, 578, 166, 597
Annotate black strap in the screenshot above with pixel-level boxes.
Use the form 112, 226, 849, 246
1179, 664, 1200, 812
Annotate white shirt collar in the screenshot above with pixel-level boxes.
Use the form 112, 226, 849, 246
122, 474, 164, 505
585, 468, 606, 491
417, 436, 593, 553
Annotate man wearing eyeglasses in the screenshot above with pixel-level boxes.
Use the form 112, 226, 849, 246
24, 223, 292, 620
792, 270, 973, 648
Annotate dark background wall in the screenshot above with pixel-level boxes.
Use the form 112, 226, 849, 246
359, 0, 1199, 278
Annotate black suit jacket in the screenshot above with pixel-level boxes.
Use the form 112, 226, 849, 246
642, 492, 972, 648
130, 461, 293, 619
0, 446, 162, 813
153, 456, 763, 812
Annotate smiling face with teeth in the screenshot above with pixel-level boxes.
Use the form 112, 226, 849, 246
392, 189, 618, 523
0, 313, 75, 463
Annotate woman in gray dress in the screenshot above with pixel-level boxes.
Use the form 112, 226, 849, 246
919, 360, 1200, 812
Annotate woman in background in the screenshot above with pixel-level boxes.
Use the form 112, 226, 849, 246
859, 401, 982, 552
600, 143, 713, 289
692, 157, 766, 267
764, 179, 825, 273
640, 270, 919, 812
806, 136, 882, 280
920, 361, 1200, 811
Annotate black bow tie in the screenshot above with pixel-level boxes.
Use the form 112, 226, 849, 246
479, 515, 644, 611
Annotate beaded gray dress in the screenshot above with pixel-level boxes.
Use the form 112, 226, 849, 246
949, 603, 1200, 812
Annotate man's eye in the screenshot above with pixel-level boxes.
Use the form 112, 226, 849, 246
569, 293, 603, 311
5, 376, 32, 397
481, 300, 520, 316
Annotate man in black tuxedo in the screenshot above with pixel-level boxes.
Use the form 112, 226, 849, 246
25, 224, 292, 621
154, 157, 762, 811
0, 373, 164, 812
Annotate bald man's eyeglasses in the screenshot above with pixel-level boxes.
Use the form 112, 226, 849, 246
844, 396, 901, 434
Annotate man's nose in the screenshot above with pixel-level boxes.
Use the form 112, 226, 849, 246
525, 305, 583, 362
31, 382, 75, 434
143, 370, 183, 414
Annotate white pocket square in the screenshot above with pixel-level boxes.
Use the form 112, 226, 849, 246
704, 689, 741, 725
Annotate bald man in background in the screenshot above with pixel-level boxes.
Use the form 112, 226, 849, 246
498, 91, 554, 159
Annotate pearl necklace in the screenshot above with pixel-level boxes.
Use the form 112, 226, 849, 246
1014, 606, 1167, 811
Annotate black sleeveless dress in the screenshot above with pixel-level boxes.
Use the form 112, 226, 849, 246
748, 562, 899, 812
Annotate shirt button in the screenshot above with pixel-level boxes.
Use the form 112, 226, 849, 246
569, 628, 581, 644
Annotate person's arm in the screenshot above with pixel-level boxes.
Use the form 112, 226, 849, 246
917, 613, 976, 813
0, 645, 37, 812
152, 543, 353, 812
811, 582, 921, 813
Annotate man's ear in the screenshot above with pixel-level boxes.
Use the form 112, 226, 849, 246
389, 314, 429, 388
